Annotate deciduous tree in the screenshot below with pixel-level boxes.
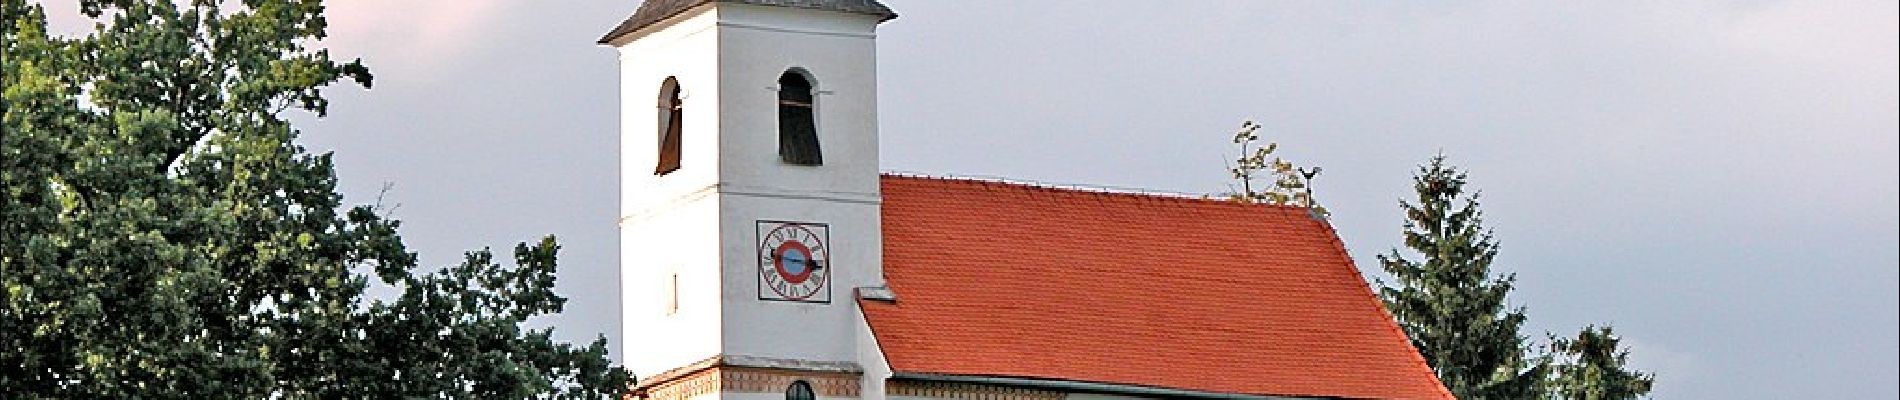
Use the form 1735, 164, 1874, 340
1, 0, 629, 397
1225, 120, 1325, 216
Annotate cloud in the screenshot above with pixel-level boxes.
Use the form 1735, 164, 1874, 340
1719, 0, 1899, 76
38, 1, 95, 37
1620, 335, 1701, 393
319, 1, 517, 80
34, 1, 515, 83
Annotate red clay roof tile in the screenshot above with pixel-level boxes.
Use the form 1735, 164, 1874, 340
863, 174, 1452, 400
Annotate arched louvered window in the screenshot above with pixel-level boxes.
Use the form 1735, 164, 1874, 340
655, 77, 684, 175
777, 71, 821, 165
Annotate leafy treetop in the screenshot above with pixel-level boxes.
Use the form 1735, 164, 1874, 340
1, 0, 630, 397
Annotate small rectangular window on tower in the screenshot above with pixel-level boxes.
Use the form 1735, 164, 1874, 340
664, 272, 679, 316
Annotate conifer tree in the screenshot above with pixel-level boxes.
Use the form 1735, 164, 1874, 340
1378, 154, 1547, 399
1550, 325, 1655, 400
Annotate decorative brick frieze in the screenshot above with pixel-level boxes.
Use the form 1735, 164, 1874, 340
721, 367, 859, 396
887, 380, 1065, 400
637, 368, 720, 400
630, 358, 861, 400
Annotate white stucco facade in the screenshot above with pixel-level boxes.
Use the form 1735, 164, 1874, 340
617, 6, 727, 381
612, 2, 890, 395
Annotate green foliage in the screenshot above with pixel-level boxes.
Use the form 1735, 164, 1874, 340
1377, 154, 1547, 399
1, 0, 629, 397
1225, 120, 1326, 216
1549, 326, 1655, 400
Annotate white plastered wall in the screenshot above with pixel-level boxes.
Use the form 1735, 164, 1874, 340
855, 305, 891, 400
617, 7, 726, 380
615, 2, 892, 390
713, 3, 886, 369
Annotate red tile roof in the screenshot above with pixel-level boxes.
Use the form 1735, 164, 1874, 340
863, 175, 1452, 400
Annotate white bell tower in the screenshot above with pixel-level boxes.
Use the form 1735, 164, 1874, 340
600, 0, 896, 394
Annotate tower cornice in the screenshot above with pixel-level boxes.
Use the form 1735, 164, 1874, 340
598, 0, 896, 45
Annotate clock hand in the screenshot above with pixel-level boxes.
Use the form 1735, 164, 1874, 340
766, 253, 824, 270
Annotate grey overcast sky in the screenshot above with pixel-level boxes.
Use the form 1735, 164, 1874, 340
43, 0, 1899, 398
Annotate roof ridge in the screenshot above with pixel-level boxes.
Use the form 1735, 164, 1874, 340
879, 171, 1322, 212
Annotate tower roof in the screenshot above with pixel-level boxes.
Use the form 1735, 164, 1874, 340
597, 0, 898, 44
863, 174, 1454, 399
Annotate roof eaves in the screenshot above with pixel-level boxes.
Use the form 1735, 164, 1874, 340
597, 0, 898, 45
596, 0, 710, 45
889, 372, 1338, 400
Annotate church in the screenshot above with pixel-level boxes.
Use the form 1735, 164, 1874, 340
598, 1, 1452, 399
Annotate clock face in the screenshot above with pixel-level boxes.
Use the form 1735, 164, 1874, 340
756, 221, 831, 302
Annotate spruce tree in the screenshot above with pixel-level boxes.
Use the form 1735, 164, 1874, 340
1550, 325, 1655, 399
1378, 154, 1547, 399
